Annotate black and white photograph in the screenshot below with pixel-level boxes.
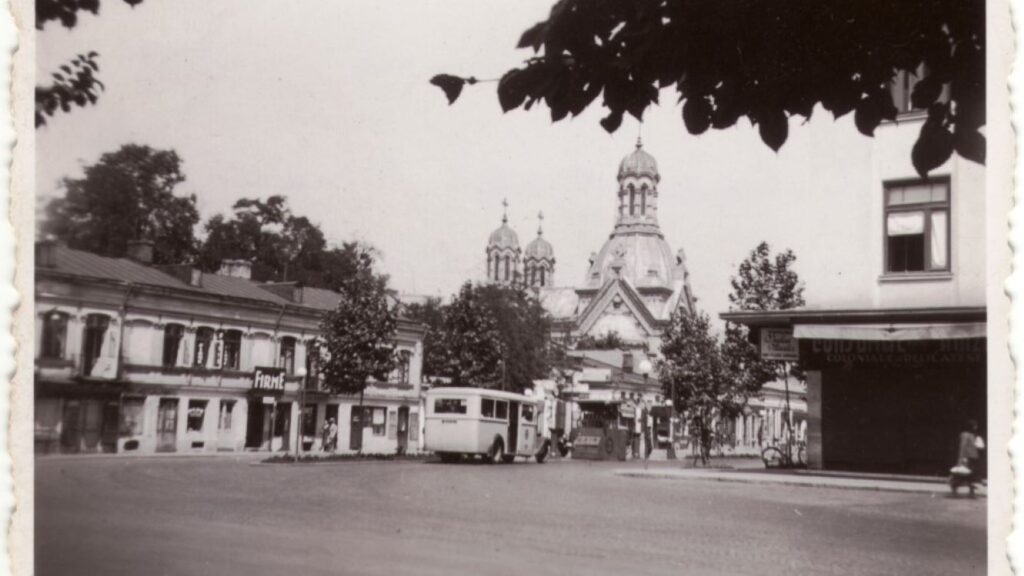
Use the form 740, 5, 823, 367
9, 0, 1017, 574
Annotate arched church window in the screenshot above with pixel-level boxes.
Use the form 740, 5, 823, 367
540, 267, 546, 287
640, 187, 647, 215
504, 256, 510, 281
628, 186, 636, 216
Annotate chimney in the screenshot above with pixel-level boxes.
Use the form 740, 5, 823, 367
622, 351, 634, 374
218, 259, 252, 280
126, 240, 155, 265
156, 264, 203, 287
36, 240, 59, 268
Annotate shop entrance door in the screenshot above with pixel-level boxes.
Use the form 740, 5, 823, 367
397, 406, 409, 454
507, 401, 520, 455
101, 400, 119, 453
274, 402, 291, 451
60, 400, 82, 453
350, 407, 364, 451
156, 398, 179, 453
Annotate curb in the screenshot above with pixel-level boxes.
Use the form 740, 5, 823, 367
615, 470, 987, 496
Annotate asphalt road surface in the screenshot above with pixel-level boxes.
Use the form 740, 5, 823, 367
35, 455, 986, 576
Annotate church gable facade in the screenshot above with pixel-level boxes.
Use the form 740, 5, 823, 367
488, 139, 696, 357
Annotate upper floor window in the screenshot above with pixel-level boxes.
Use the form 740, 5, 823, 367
885, 179, 950, 274
194, 327, 215, 367
222, 329, 243, 370
279, 336, 296, 374
40, 310, 69, 360
82, 314, 111, 375
890, 65, 950, 115
390, 349, 411, 384
162, 324, 185, 367
305, 339, 321, 389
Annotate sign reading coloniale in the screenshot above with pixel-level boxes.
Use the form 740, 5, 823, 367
760, 328, 799, 362
252, 366, 286, 394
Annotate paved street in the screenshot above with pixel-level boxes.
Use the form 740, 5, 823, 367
36, 456, 986, 576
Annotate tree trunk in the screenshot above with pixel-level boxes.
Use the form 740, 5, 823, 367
358, 386, 365, 455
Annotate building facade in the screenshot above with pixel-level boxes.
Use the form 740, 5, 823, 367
721, 79, 986, 475
35, 242, 426, 456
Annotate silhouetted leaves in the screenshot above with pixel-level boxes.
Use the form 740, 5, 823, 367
430, 74, 469, 105
912, 117, 955, 176
36, 53, 104, 127
436, 0, 985, 171
758, 110, 788, 152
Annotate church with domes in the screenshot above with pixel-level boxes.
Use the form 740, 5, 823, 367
484, 139, 695, 356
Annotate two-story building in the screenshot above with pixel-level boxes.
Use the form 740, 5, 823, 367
721, 76, 986, 475
34, 240, 425, 456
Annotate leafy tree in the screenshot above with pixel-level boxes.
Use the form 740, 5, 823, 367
318, 249, 398, 406
434, 282, 551, 392
42, 144, 199, 264
199, 196, 372, 289
660, 309, 743, 464
402, 296, 446, 378
724, 242, 807, 436
433, 0, 984, 176
36, 0, 146, 128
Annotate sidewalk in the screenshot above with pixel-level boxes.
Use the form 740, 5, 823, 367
615, 466, 987, 496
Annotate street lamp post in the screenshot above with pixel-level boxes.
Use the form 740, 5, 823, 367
294, 367, 308, 463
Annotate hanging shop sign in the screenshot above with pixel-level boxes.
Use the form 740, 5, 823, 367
760, 328, 799, 362
252, 366, 286, 395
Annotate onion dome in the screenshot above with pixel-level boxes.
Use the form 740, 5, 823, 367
488, 215, 520, 250
617, 137, 660, 181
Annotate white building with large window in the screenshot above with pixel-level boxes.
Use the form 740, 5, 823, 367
722, 76, 986, 475
34, 241, 426, 456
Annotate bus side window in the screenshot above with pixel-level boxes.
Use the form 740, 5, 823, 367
522, 405, 534, 423
482, 399, 495, 418
495, 401, 508, 420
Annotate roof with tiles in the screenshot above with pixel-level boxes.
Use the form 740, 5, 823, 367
41, 244, 197, 291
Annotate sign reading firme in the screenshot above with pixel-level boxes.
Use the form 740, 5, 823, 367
760, 328, 799, 362
252, 366, 286, 394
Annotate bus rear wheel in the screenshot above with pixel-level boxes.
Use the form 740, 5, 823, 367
488, 440, 504, 464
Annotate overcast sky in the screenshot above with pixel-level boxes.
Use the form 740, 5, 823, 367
36, 0, 874, 324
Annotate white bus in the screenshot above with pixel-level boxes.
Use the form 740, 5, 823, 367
425, 387, 551, 463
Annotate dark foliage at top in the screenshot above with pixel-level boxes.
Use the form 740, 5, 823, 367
434, 0, 984, 176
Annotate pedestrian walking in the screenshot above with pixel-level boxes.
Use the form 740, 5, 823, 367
328, 417, 339, 452
321, 419, 331, 452
951, 419, 984, 497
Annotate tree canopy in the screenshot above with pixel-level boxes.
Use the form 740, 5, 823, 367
401, 296, 446, 378
317, 250, 398, 398
198, 195, 376, 289
432, 282, 552, 392
660, 309, 743, 464
42, 143, 200, 265
433, 0, 984, 176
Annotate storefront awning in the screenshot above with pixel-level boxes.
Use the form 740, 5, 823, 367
793, 322, 986, 341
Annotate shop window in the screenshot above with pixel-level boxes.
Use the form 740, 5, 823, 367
187, 400, 208, 432
434, 398, 467, 414
218, 401, 234, 431
369, 407, 386, 436
193, 327, 215, 367
162, 323, 185, 367
222, 330, 242, 370
885, 179, 950, 274
279, 336, 296, 374
40, 310, 69, 360
120, 397, 145, 436
82, 314, 111, 376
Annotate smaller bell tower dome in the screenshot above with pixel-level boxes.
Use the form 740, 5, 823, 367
524, 211, 555, 288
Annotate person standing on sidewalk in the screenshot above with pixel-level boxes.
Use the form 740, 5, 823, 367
956, 419, 983, 497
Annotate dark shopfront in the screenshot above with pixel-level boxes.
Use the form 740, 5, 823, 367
802, 337, 986, 476
245, 367, 292, 451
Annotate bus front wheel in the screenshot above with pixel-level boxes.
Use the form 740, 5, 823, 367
535, 441, 550, 463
